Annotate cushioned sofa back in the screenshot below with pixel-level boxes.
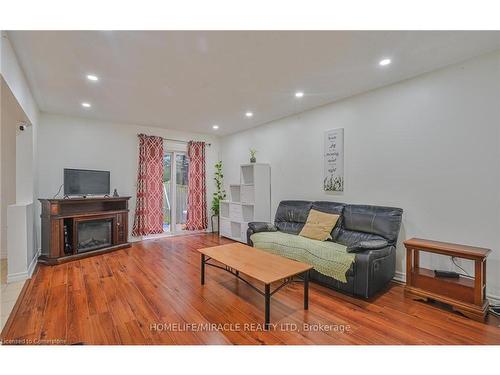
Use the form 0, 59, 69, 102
274, 200, 403, 246
336, 204, 403, 246
274, 200, 312, 234
312, 201, 345, 215
274, 200, 346, 237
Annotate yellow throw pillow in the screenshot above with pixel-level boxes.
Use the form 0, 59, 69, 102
299, 209, 340, 241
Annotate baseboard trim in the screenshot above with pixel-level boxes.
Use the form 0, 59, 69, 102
7, 270, 30, 283
487, 293, 500, 304
392, 271, 500, 305
28, 249, 40, 277
393, 271, 405, 283
6, 249, 40, 283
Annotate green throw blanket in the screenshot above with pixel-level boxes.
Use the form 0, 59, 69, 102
250, 231, 355, 283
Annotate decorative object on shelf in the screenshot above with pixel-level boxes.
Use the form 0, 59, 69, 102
324, 128, 344, 192
211, 161, 226, 233
113, 188, 119, 197
63, 224, 72, 254
249, 148, 257, 163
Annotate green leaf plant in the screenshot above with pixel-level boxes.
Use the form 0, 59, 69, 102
211, 161, 227, 215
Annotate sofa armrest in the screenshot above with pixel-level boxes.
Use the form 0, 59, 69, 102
248, 222, 277, 233
246, 222, 277, 245
347, 239, 389, 253
353, 245, 396, 297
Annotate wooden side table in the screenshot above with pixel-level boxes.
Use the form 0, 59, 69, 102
403, 238, 491, 322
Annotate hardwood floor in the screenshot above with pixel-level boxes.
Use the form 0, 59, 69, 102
1, 233, 499, 345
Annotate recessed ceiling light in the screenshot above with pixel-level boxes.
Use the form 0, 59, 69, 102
212, 125, 219, 130
295, 91, 304, 98
379, 58, 392, 66
81, 102, 91, 108
86, 74, 99, 81
245, 112, 253, 118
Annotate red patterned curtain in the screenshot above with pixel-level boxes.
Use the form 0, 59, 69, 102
132, 134, 164, 236
186, 141, 207, 230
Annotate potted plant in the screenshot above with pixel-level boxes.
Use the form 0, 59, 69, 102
211, 161, 226, 233
249, 149, 257, 163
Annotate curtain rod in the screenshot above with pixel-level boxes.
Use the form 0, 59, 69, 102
138, 134, 211, 147
163, 137, 211, 147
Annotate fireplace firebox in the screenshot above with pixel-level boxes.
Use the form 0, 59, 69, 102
77, 219, 113, 253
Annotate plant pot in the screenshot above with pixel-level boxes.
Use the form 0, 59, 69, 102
250, 157, 256, 163
210, 214, 219, 234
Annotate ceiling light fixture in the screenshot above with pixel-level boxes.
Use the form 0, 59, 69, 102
212, 125, 219, 130
81, 102, 91, 108
295, 91, 304, 98
379, 58, 392, 66
245, 112, 253, 118
86, 74, 99, 81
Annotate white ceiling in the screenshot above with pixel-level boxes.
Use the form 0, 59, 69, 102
7, 31, 500, 135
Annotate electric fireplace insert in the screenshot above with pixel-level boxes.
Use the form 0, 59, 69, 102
76, 218, 113, 253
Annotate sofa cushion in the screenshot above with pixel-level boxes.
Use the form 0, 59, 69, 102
299, 209, 340, 241
250, 231, 355, 283
274, 200, 312, 234
312, 201, 345, 240
341, 204, 403, 244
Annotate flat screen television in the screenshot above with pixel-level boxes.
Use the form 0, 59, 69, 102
64, 168, 110, 196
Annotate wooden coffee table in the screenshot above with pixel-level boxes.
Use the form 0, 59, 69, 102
198, 242, 313, 330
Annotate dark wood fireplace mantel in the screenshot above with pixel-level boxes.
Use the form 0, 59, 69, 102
39, 196, 131, 265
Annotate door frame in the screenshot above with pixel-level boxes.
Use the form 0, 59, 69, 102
164, 141, 188, 234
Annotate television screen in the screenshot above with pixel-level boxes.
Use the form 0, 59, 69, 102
64, 169, 110, 196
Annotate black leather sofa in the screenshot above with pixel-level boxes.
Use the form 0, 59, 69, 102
247, 200, 403, 298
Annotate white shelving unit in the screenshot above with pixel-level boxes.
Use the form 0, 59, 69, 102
219, 163, 271, 243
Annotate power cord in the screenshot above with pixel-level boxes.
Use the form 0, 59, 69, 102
489, 304, 500, 321
53, 183, 64, 199
451, 256, 472, 278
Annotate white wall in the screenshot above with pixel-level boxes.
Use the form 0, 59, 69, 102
37, 113, 220, 243
221, 50, 500, 300
0, 78, 17, 259
1, 33, 39, 126
1, 78, 33, 260
1, 32, 39, 271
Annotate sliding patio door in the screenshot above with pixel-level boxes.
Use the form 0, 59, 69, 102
163, 150, 189, 233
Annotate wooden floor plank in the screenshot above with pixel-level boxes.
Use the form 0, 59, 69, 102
3, 265, 52, 340
2, 233, 499, 345
67, 288, 92, 345
39, 284, 67, 344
